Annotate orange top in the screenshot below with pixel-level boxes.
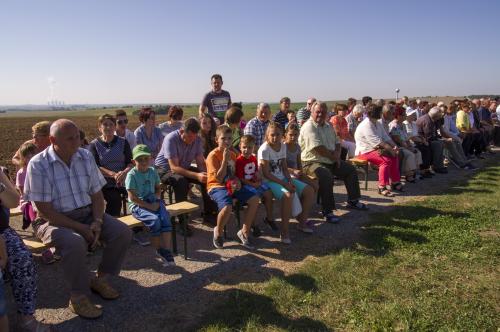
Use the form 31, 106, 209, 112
206, 148, 237, 192
330, 115, 349, 140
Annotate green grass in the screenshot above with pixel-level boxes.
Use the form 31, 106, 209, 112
0, 101, 338, 120
197, 165, 500, 331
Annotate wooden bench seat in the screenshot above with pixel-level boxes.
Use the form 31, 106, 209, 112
349, 157, 369, 190
118, 201, 200, 260
23, 239, 48, 252
10, 207, 22, 217
23, 201, 200, 259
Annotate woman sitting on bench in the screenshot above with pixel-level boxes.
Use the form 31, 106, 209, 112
89, 114, 133, 217
0, 165, 51, 331
355, 106, 403, 197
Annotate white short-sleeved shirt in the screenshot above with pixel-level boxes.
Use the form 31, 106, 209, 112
115, 129, 137, 150
24, 146, 106, 213
258, 142, 286, 180
355, 118, 391, 155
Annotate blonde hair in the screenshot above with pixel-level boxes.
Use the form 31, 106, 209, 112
264, 121, 283, 143
215, 124, 232, 138
19, 142, 37, 166
240, 134, 255, 146
32, 121, 51, 136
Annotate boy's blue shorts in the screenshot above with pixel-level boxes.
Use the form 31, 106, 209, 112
242, 184, 270, 197
209, 186, 257, 211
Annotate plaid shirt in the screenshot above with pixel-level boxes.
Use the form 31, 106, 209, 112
243, 117, 270, 149
24, 146, 106, 213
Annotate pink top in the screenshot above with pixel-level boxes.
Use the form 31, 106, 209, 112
16, 167, 28, 207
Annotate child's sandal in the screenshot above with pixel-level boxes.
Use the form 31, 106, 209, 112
378, 186, 395, 197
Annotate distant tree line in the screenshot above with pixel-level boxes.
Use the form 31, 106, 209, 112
467, 94, 500, 100
132, 105, 170, 115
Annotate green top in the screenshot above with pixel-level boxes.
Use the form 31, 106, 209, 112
456, 110, 470, 132
299, 119, 338, 164
124, 167, 160, 207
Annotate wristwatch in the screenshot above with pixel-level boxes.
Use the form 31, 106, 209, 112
0, 182, 6, 194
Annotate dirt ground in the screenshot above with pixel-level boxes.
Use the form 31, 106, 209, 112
4, 149, 498, 332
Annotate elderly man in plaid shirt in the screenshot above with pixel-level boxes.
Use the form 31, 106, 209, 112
24, 119, 132, 319
243, 102, 271, 152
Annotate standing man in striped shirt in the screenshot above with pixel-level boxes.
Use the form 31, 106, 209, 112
24, 119, 132, 319
272, 97, 291, 130
296, 97, 316, 128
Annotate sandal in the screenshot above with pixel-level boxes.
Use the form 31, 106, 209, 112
378, 186, 395, 197
391, 182, 404, 192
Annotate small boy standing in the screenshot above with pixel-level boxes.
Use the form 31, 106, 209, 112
235, 135, 277, 233
207, 126, 260, 250
125, 144, 175, 266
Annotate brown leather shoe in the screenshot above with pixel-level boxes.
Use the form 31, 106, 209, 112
90, 278, 120, 300
69, 297, 102, 319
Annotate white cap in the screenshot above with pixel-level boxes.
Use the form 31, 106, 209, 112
437, 101, 444, 107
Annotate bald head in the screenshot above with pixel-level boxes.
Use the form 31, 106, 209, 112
50, 119, 78, 138
49, 119, 81, 161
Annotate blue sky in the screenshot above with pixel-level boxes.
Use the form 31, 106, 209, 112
1, 0, 499, 105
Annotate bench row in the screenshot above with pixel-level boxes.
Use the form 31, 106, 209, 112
11, 202, 200, 259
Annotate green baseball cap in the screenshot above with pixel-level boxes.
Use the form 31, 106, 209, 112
132, 144, 151, 160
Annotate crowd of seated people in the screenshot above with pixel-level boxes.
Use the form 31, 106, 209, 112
2, 74, 499, 324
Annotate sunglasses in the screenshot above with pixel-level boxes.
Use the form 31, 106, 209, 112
117, 119, 128, 125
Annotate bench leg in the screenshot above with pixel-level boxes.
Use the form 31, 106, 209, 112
171, 216, 178, 255
121, 194, 128, 216
180, 214, 188, 260
235, 201, 241, 229
168, 186, 174, 204
364, 164, 368, 191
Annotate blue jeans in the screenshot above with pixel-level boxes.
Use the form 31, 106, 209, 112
0, 271, 6, 317
208, 186, 257, 211
131, 194, 172, 236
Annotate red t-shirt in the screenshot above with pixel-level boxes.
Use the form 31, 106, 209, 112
235, 155, 258, 181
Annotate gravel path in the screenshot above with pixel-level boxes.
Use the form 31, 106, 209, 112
5, 150, 499, 331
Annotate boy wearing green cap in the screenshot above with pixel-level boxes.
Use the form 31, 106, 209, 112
125, 144, 175, 266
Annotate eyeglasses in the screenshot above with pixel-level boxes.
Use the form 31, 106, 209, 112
117, 119, 128, 125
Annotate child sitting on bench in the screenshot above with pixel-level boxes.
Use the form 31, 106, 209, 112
207, 125, 260, 250
235, 134, 276, 234
125, 144, 175, 266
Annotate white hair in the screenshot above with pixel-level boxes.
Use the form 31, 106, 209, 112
352, 104, 364, 116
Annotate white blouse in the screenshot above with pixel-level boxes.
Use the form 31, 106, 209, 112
355, 118, 391, 155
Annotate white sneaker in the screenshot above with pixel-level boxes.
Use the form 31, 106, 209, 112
237, 230, 255, 250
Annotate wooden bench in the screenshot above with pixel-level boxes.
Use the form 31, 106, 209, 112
9, 209, 43, 251
10, 207, 22, 217
19, 201, 199, 259
118, 201, 199, 260
23, 239, 48, 252
349, 157, 369, 190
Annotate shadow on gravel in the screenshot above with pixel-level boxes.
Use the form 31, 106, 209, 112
49, 254, 289, 331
